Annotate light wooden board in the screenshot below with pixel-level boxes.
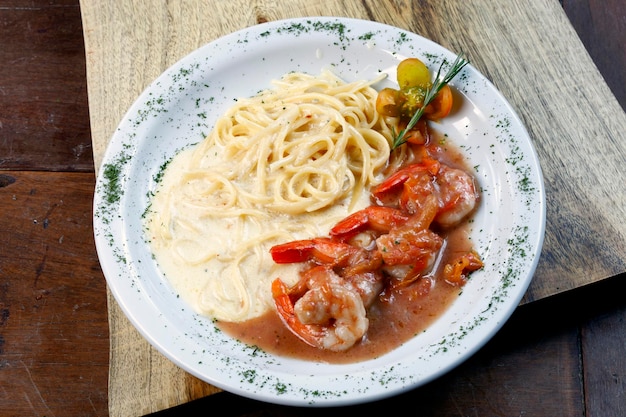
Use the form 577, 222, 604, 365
79, 0, 626, 414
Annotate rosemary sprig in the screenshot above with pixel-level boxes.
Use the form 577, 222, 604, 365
392, 53, 470, 150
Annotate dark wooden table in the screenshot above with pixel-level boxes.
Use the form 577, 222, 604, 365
1, 1, 624, 416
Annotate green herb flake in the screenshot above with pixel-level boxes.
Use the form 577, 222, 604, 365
102, 163, 122, 205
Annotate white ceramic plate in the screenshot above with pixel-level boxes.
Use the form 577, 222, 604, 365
93, 17, 545, 407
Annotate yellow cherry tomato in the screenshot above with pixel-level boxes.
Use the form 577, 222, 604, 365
396, 58, 431, 90
399, 86, 428, 117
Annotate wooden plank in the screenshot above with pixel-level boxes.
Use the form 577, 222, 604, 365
0, 0, 622, 415
0, 2, 93, 171
581, 276, 626, 417
0, 171, 109, 416
78, 0, 626, 414
563, 3, 626, 411
562, 0, 626, 110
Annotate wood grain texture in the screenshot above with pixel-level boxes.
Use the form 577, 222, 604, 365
1, 1, 624, 416
563, 0, 626, 111
0, 171, 108, 415
78, 0, 626, 414
581, 279, 626, 417
0, 2, 109, 415
0, 2, 93, 172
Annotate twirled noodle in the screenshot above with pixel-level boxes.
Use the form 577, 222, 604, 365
145, 70, 395, 322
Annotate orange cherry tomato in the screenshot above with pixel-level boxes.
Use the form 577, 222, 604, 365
424, 84, 453, 121
404, 119, 431, 145
375, 87, 405, 117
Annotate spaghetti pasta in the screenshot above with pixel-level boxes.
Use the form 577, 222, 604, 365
145, 70, 394, 322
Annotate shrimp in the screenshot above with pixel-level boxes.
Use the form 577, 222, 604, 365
373, 160, 478, 228
372, 159, 440, 199
344, 270, 385, 307
372, 160, 439, 215
329, 206, 409, 239
434, 164, 479, 228
270, 237, 383, 273
272, 266, 368, 352
269, 152, 480, 351
377, 228, 443, 278
376, 195, 443, 282
270, 236, 385, 307
270, 237, 361, 265
398, 166, 438, 215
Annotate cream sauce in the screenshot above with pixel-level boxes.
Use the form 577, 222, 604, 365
145, 146, 372, 322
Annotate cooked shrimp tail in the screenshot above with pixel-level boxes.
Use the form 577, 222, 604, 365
270, 237, 376, 270
270, 237, 357, 265
272, 278, 325, 345
271, 266, 369, 352
373, 160, 440, 197
329, 206, 409, 238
